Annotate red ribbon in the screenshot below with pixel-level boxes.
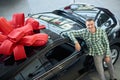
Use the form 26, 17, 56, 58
0, 13, 48, 61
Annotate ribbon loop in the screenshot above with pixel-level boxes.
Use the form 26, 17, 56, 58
0, 13, 48, 61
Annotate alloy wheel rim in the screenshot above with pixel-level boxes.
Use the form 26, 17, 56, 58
104, 48, 118, 67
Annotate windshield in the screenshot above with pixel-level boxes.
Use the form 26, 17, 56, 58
31, 13, 83, 30
52, 10, 85, 26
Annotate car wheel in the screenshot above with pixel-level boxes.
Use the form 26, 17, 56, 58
103, 45, 120, 68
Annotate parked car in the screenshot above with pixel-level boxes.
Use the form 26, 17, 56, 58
0, 4, 120, 80
29, 4, 120, 67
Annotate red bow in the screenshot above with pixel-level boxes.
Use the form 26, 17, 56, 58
0, 13, 48, 61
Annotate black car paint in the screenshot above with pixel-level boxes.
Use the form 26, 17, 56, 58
0, 29, 91, 80
1, 4, 120, 80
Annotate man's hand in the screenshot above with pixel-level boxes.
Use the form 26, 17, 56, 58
75, 42, 81, 51
104, 56, 111, 63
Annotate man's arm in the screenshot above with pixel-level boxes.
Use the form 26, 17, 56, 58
66, 30, 84, 44
63, 30, 84, 51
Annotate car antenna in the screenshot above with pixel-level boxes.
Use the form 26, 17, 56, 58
73, 0, 76, 3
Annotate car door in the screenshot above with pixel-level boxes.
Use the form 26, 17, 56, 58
46, 43, 86, 80
95, 10, 115, 34
54, 51, 87, 80
33, 41, 86, 80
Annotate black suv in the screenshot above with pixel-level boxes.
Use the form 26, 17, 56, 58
29, 4, 120, 66
0, 4, 120, 80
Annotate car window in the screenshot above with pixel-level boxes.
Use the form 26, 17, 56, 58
39, 15, 76, 30
52, 10, 85, 27
48, 21, 83, 30
45, 43, 74, 65
31, 13, 84, 31
32, 43, 75, 80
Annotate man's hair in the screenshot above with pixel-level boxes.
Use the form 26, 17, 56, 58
86, 18, 95, 22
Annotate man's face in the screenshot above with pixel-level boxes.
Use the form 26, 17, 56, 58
86, 20, 95, 30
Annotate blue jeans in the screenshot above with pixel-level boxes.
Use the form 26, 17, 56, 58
93, 55, 116, 80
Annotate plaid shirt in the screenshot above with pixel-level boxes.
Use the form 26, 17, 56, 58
64, 28, 111, 56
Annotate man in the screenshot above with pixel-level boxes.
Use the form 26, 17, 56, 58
63, 18, 117, 80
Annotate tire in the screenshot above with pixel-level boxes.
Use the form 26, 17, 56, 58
103, 45, 120, 68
